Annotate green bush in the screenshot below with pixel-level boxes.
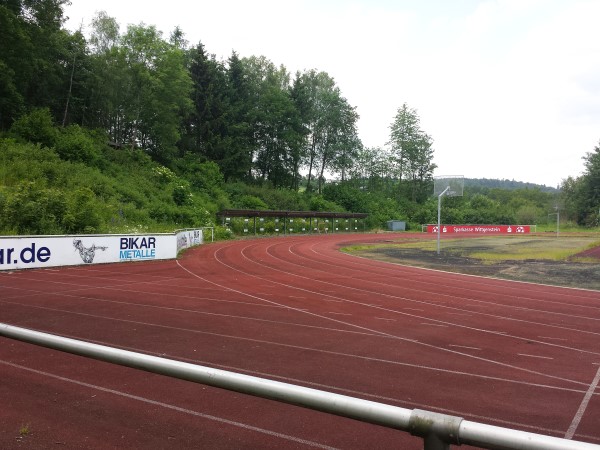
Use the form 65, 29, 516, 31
63, 188, 102, 234
10, 108, 58, 148
309, 195, 344, 212
2, 182, 67, 234
172, 181, 192, 206
54, 125, 101, 164
237, 195, 268, 210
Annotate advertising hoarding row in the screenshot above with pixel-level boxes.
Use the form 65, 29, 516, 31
425, 225, 531, 234
0, 229, 204, 271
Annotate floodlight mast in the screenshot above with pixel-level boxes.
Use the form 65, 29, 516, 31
437, 186, 450, 254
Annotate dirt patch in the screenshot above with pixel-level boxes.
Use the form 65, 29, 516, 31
358, 246, 600, 291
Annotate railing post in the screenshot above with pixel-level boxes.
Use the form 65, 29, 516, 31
409, 409, 463, 450
424, 434, 450, 450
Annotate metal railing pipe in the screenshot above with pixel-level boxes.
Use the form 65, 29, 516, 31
1, 323, 599, 450
459, 420, 598, 450
0, 323, 412, 430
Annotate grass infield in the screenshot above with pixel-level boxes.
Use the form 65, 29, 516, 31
343, 234, 600, 290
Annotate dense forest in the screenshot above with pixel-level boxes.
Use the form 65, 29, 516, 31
1, 1, 599, 236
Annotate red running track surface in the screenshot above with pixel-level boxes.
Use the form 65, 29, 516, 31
1, 233, 600, 449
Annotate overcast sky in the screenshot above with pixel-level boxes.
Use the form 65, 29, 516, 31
64, 0, 600, 187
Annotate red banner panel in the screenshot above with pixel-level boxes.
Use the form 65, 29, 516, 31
426, 225, 531, 234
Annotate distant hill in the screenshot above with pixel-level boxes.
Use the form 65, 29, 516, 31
464, 178, 559, 193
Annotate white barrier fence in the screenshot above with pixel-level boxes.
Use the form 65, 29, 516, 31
0, 323, 597, 450
0, 228, 210, 271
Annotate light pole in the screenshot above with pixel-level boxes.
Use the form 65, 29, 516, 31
548, 206, 559, 237
437, 186, 450, 254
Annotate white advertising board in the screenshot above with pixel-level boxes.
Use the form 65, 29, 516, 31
0, 234, 177, 271
176, 229, 204, 253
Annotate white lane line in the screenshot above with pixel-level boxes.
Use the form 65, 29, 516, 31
538, 336, 568, 341
421, 323, 448, 328
403, 308, 424, 311
449, 344, 481, 351
1, 361, 336, 450
518, 354, 554, 360
289, 296, 306, 299
323, 299, 343, 303
565, 366, 600, 440
374, 317, 396, 322
327, 312, 352, 316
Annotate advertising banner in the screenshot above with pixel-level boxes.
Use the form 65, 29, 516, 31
426, 225, 531, 234
0, 234, 176, 271
176, 229, 204, 253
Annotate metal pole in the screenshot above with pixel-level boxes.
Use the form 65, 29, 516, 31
1, 323, 598, 450
0, 323, 412, 430
458, 420, 597, 450
437, 187, 450, 255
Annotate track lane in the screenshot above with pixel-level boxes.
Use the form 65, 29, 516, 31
195, 237, 596, 382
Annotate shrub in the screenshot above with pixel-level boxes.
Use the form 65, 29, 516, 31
3, 182, 66, 234
309, 195, 344, 212
63, 188, 102, 234
55, 125, 101, 164
237, 195, 268, 210
10, 108, 58, 148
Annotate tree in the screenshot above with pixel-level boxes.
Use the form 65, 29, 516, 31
388, 103, 436, 202
243, 56, 303, 188
293, 70, 359, 193
224, 51, 254, 180
86, 16, 192, 163
404, 131, 436, 202
0, 0, 77, 129
573, 141, 600, 226
179, 42, 230, 166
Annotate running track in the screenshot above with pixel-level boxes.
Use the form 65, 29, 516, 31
1, 233, 599, 449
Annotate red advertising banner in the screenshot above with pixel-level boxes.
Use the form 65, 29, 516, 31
426, 225, 531, 234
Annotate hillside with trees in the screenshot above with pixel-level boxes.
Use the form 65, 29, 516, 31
1, 1, 598, 235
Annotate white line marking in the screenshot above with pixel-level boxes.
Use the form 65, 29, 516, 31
327, 312, 352, 316
421, 323, 448, 327
565, 366, 600, 439
449, 345, 481, 351
403, 308, 424, 311
176, 260, 596, 389
374, 317, 396, 321
538, 336, 568, 341
1, 361, 336, 449
518, 354, 554, 360
324, 299, 343, 303
289, 296, 306, 299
